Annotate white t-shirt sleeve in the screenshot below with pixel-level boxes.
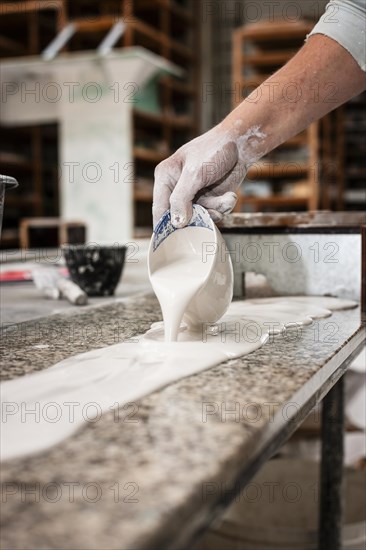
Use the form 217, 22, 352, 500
307, 0, 366, 72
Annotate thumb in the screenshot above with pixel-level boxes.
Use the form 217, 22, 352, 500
197, 191, 238, 215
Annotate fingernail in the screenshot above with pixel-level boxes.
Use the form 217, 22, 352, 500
172, 213, 186, 228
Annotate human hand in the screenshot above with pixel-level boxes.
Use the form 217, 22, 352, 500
152, 125, 249, 228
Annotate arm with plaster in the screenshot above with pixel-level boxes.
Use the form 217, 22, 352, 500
153, 0, 366, 228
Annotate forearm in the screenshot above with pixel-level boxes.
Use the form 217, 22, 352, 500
221, 34, 366, 165
153, 1, 366, 227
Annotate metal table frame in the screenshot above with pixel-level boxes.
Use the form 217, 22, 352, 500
170, 218, 366, 550
171, 338, 364, 550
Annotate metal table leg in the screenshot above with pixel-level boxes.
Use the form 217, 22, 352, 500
319, 376, 345, 550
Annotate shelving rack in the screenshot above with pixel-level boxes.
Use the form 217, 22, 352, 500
0, 1, 62, 246
0, 125, 59, 247
0, 0, 201, 245
342, 92, 366, 211
233, 19, 320, 213
318, 107, 345, 210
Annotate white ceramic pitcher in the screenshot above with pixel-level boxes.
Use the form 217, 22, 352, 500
148, 204, 233, 335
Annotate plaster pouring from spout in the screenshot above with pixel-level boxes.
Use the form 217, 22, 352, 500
148, 204, 234, 342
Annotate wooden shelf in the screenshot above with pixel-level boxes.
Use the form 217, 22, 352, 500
0, 1, 63, 15
247, 162, 309, 179
0, 0, 200, 243
234, 20, 320, 212
127, 19, 195, 60
347, 167, 366, 178
134, 110, 165, 126
129, 18, 167, 48
282, 134, 308, 147
169, 1, 195, 24
0, 0, 61, 247
160, 77, 196, 96
134, 176, 154, 203
0, 228, 20, 247
243, 196, 308, 207
134, 190, 153, 202
73, 16, 116, 33
134, 109, 194, 129
244, 51, 297, 66
133, 147, 169, 163
237, 20, 313, 42
70, 15, 194, 62
0, 34, 26, 54
167, 115, 195, 129
136, 0, 194, 24
0, 153, 33, 171
170, 40, 194, 60
5, 194, 40, 208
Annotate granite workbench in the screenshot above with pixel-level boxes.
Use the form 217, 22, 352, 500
1, 293, 365, 550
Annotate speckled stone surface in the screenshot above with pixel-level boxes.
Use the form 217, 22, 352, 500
0, 294, 365, 550
220, 211, 366, 228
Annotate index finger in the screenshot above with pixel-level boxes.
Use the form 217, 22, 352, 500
152, 156, 182, 227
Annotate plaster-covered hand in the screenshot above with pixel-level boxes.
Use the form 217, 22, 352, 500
152, 125, 250, 228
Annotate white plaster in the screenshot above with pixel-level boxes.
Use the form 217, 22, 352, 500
0, 296, 357, 462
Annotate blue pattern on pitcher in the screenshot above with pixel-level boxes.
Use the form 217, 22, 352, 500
153, 204, 213, 251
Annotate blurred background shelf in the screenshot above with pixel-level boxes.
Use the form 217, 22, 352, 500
0, 2, 365, 246
133, 147, 170, 163
342, 94, 366, 212
233, 18, 366, 214
233, 19, 319, 213
0, 0, 200, 245
241, 196, 309, 208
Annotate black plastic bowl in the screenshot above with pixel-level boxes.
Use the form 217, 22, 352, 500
62, 244, 127, 297
0, 175, 18, 239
